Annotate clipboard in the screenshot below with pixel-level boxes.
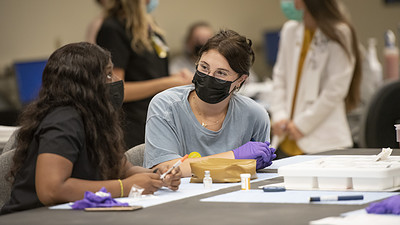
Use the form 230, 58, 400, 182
84, 206, 142, 212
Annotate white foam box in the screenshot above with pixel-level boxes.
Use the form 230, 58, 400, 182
278, 155, 400, 191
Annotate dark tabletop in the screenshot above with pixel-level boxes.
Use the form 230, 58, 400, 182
0, 148, 398, 225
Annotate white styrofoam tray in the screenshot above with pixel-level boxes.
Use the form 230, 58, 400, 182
278, 155, 400, 191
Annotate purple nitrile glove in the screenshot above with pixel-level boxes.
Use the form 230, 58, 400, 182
232, 141, 276, 169
366, 195, 400, 215
256, 151, 277, 168
255, 143, 277, 169
71, 187, 129, 210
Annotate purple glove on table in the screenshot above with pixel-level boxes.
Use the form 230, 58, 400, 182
232, 141, 277, 169
71, 187, 129, 210
366, 195, 400, 215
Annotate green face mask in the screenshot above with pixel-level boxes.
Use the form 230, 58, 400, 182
280, 0, 303, 21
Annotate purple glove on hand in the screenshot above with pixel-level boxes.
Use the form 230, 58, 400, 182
366, 195, 400, 215
232, 141, 277, 169
71, 187, 129, 210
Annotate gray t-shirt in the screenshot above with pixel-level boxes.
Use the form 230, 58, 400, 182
143, 85, 270, 168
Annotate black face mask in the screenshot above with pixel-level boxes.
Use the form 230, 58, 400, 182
107, 80, 124, 110
192, 70, 239, 104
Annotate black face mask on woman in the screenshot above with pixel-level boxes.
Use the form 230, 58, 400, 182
192, 70, 239, 104
107, 80, 124, 109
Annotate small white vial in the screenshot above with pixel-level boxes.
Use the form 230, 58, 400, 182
203, 170, 212, 189
240, 173, 251, 190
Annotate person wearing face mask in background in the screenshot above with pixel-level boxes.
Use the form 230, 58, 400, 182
0, 42, 182, 215
270, 0, 362, 158
144, 30, 276, 177
169, 22, 214, 75
96, 0, 193, 149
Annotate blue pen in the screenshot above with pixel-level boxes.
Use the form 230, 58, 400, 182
309, 195, 364, 202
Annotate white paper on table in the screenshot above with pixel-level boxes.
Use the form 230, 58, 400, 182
200, 190, 397, 205
310, 212, 400, 225
268, 155, 330, 169
258, 182, 400, 192
49, 173, 279, 210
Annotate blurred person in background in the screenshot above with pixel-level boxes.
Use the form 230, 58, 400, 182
96, 0, 192, 149
169, 21, 214, 75
270, 0, 361, 158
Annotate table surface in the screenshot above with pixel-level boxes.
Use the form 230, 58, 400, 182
0, 148, 398, 225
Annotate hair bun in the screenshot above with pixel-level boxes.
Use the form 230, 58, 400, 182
247, 39, 252, 48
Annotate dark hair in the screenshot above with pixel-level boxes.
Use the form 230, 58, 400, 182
198, 29, 255, 78
303, 0, 361, 112
9, 42, 126, 181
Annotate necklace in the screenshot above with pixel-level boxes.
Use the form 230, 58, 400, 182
201, 120, 220, 128
191, 94, 226, 128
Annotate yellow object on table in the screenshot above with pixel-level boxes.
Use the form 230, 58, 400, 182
188, 151, 202, 158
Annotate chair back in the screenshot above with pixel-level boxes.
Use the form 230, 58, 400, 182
359, 80, 400, 148
125, 144, 145, 166
1, 129, 18, 155
0, 149, 15, 208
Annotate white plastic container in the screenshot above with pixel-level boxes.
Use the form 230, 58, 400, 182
352, 176, 394, 190
240, 173, 251, 190
284, 176, 318, 189
278, 155, 400, 191
394, 175, 400, 187
318, 177, 352, 190
203, 170, 212, 189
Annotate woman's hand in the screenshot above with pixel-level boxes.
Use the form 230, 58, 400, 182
232, 141, 276, 169
171, 68, 193, 85
156, 165, 182, 191
272, 119, 289, 136
123, 173, 163, 195
287, 121, 304, 141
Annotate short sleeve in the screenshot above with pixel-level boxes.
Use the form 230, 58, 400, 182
143, 94, 184, 168
37, 107, 85, 164
144, 115, 183, 168
249, 99, 271, 143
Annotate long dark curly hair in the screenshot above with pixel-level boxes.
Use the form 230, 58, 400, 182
8, 42, 126, 181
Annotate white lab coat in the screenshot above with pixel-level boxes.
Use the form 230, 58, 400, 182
271, 20, 355, 154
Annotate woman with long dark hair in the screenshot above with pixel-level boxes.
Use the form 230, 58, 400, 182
1, 42, 181, 215
271, 0, 362, 157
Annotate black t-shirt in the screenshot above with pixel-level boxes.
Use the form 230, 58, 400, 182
0, 106, 101, 215
96, 17, 169, 149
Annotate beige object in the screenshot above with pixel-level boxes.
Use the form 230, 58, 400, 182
240, 173, 251, 190
190, 158, 257, 183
